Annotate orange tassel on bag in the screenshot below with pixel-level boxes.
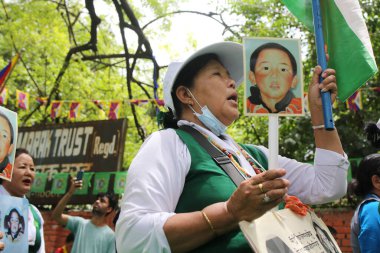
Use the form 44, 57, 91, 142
284, 195, 311, 216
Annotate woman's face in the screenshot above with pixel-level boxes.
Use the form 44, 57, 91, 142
2, 153, 35, 197
189, 59, 239, 126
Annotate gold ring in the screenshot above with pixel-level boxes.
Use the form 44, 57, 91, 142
263, 193, 271, 203
258, 183, 264, 193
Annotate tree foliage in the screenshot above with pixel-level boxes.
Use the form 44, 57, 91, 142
0, 0, 378, 170
0, 0, 168, 166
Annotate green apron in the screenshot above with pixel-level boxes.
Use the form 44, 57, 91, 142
175, 129, 268, 253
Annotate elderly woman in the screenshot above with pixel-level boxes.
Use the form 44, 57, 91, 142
0, 148, 45, 253
115, 41, 348, 253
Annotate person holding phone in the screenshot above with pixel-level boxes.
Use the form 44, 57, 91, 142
52, 176, 118, 253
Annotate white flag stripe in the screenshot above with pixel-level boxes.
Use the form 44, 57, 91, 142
335, 0, 375, 60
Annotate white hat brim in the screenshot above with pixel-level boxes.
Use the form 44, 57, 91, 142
163, 41, 243, 112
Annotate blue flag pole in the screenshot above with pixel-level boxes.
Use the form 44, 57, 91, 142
311, 0, 334, 130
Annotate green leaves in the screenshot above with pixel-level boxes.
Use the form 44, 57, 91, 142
1, 0, 378, 173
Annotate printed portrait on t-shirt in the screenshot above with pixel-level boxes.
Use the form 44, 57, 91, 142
0, 196, 29, 253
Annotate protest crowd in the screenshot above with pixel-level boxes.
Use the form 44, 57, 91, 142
0, 1, 379, 253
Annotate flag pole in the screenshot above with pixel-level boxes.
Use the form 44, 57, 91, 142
311, 0, 334, 130
268, 115, 279, 169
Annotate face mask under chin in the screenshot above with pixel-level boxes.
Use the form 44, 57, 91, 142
193, 106, 227, 136
185, 89, 227, 136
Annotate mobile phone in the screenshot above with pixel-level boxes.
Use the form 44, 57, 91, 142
76, 170, 84, 181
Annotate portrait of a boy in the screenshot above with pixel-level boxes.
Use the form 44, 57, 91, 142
0, 107, 17, 181
244, 38, 304, 116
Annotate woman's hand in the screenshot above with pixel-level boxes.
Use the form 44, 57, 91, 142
226, 169, 289, 222
308, 66, 337, 110
307, 65, 344, 154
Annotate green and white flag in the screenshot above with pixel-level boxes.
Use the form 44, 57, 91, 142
282, 0, 378, 101
93, 172, 110, 194
51, 173, 69, 194
114, 171, 127, 194
31, 173, 48, 193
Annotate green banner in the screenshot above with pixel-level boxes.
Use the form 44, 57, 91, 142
114, 171, 127, 194
31, 173, 48, 193
75, 172, 94, 195
51, 173, 69, 194
93, 172, 110, 194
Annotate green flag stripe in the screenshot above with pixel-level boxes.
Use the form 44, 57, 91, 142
282, 0, 313, 30
322, 0, 378, 101
282, 0, 378, 101
334, 0, 375, 58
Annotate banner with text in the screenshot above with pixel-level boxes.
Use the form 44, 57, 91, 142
17, 119, 127, 204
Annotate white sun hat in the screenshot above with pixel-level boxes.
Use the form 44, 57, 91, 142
163, 41, 243, 114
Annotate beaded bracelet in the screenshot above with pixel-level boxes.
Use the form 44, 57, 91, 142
201, 211, 216, 235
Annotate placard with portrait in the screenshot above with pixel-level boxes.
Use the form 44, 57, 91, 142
0, 106, 17, 182
243, 37, 304, 116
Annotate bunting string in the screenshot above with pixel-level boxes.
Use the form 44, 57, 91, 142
0, 86, 166, 120
0, 84, 377, 120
